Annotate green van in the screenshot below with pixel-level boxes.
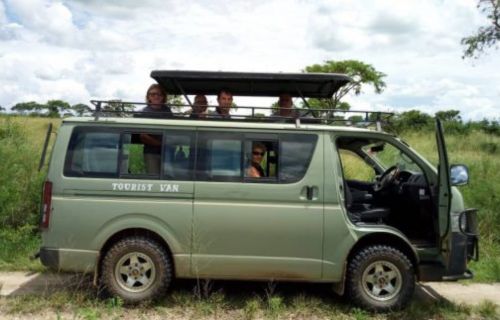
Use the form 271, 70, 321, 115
38, 71, 478, 311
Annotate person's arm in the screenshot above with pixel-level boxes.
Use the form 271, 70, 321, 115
246, 165, 260, 178
140, 134, 161, 146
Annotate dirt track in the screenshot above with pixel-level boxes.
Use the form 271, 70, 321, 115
0, 272, 499, 306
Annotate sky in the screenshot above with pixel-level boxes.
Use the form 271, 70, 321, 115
0, 0, 499, 120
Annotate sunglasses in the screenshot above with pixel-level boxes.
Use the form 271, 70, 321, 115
252, 151, 265, 156
148, 92, 164, 97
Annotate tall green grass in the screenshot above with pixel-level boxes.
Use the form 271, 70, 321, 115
0, 117, 45, 227
0, 116, 60, 270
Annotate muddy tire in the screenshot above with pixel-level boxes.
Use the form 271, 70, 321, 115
101, 237, 172, 304
346, 245, 415, 311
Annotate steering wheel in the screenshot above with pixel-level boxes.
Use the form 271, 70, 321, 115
373, 165, 400, 192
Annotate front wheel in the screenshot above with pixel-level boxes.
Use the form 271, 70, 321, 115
101, 237, 172, 304
346, 245, 415, 311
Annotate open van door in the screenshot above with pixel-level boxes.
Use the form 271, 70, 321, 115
436, 119, 477, 280
436, 119, 451, 240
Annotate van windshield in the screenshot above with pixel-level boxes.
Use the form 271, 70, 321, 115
362, 142, 421, 173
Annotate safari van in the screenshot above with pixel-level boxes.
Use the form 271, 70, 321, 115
37, 71, 478, 311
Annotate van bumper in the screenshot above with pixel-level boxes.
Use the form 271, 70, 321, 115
40, 247, 98, 273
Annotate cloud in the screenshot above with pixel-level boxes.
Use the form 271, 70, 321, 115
5, 0, 78, 45
346, 77, 499, 121
0, 1, 6, 23
0, 0, 498, 121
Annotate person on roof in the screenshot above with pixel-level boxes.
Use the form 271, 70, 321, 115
189, 94, 208, 119
275, 93, 297, 118
141, 84, 173, 118
215, 89, 233, 119
271, 93, 301, 122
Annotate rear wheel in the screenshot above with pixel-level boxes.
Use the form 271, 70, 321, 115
346, 245, 415, 311
101, 237, 172, 304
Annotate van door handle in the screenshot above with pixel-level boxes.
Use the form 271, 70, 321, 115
306, 186, 313, 200
301, 186, 317, 200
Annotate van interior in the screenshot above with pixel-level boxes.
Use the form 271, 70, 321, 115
337, 137, 438, 247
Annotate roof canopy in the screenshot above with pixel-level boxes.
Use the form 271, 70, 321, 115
150, 70, 351, 98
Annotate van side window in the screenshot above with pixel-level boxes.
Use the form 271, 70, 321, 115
64, 128, 120, 177
196, 132, 316, 183
197, 132, 243, 181
121, 132, 162, 177
279, 134, 317, 183
121, 131, 195, 180
163, 131, 195, 180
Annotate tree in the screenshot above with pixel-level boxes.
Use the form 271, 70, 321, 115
461, 0, 500, 58
11, 100, 71, 117
303, 60, 387, 112
390, 110, 433, 133
46, 100, 71, 117
71, 103, 92, 116
99, 100, 135, 117
435, 110, 462, 122
11, 101, 45, 114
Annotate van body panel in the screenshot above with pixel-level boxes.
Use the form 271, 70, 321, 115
321, 133, 358, 280
44, 195, 192, 250
40, 248, 98, 272
191, 133, 325, 280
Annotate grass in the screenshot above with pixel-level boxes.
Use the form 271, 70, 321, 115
0, 225, 43, 271
0, 278, 498, 319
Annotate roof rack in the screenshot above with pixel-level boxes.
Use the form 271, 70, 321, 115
87, 71, 392, 131
89, 100, 393, 131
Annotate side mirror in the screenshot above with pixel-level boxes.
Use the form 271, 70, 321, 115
450, 164, 469, 186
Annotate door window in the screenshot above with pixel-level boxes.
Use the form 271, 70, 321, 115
196, 132, 317, 183
279, 134, 318, 183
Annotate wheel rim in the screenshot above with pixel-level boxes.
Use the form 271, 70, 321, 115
361, 260, 402, 301
114, 252, 156, 293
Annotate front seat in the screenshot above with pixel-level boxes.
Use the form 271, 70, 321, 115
344, 183, 390, 223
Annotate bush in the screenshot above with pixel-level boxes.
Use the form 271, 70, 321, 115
0, 224, 41, 270
387, 110, 433, 134
0, 117, 45, 228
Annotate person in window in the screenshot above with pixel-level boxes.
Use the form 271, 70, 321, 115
189, 94, 208, 119
246, 142, 266, 178
138, 84, 172, 174
215, 89, 233, 119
